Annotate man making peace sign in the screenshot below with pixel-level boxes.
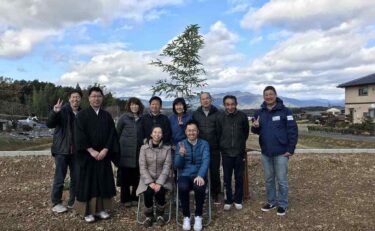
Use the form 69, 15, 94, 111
47, 89, 82, 213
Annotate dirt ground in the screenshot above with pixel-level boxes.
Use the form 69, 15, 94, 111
0, 154, 374, 231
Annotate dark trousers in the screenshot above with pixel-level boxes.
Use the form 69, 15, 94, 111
210, 149, 221, 196
222, 155, 244, 204
143, 186, 167, 208
178, 176, 206, 217
120, 167, 139, 203
51, 154, 76, 206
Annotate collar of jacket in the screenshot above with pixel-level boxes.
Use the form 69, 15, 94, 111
225, 109, 238, 116
125, 112, 140, 119
147, 139, 164, 149
63, 103, 81, 113
261, 97, 285, 111
197, 105, 218, 115
148, 112, 161, 117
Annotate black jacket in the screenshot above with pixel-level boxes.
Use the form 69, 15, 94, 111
46, 104, 80, 156
193, 105, 220, 150
217, 110, 249, 157
141, 113, 172, 145
117, 112, 143, 168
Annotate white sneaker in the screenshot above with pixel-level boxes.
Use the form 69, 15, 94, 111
194, 216, 203, 231
52, 204, 67, 213
234, 203, 243, 210
84, 214, 96, 223
95, 211, 110, 219
183, 217, 191, 230
223, 204, 232, 211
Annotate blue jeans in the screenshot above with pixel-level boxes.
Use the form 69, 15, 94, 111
51, 154, 76, 206
261, 154, 289, 209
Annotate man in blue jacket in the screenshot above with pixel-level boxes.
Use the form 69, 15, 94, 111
175, 120, 210, 231
251, 86, 298, 216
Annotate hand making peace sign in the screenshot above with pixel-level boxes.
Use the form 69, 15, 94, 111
252, 116, 260, 128
53, 98, 64, 113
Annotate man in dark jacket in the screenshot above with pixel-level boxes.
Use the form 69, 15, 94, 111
141, 96, 172, 145
217, 95, 249, 211
193, 92, 221, 204
46, 89, 82, 213
251, 86, 298, 216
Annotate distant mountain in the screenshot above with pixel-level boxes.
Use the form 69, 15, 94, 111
119, 91, 344, 109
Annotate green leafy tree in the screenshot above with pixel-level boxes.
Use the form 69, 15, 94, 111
150, 24, 206, 101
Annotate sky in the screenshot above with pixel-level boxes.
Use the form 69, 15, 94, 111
1, 0, 375, 100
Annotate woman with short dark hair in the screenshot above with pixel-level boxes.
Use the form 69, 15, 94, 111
117, 97, 144, 207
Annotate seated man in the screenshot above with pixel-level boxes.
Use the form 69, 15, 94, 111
175, 121, 210, 231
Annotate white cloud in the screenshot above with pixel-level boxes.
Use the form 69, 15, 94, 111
234, 0, 375, 99
59, 50, 168, 98
201, 21, 243, 68
0, 0, 184, 58
0, 29, 58, 58
249, 36, 263, 45
0, 0, 184, 29
241, 0, 375, 31
226, 0, 251, 14
58, 21, 247, 98
144, 9, 168, 21
74, 42, 128, 56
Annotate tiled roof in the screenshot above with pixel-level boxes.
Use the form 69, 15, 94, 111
337, 73, 375, 88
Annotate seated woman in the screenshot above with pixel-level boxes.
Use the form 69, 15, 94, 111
175, 121, 210, 231
136, 126, 173, 228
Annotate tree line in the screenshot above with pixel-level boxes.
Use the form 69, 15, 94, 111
0, 77, 126, 119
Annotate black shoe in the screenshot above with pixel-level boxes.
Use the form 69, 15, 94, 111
144, 217, 153, 228
277, 207, 287, 216
261, 203, 276, 212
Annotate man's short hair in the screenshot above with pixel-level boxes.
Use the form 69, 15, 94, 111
149, 96, 162, 106
185, 120, 199, 131
199, 92, 212, 99
223, 95, 237, 105
88, 86, 103, 96
68, 89, 82, 98
263, 86, 277, 95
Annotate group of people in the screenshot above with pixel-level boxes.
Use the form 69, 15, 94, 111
47, 85, 298, 230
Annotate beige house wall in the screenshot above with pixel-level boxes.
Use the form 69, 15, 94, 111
345, 103, 374, 123
344, 84, 375, 123
345, 84, 375, 103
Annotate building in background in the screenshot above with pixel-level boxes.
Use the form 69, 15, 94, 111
338, 73, 375, 123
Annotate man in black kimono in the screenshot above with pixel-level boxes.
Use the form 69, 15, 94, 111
74, 87, 119, 223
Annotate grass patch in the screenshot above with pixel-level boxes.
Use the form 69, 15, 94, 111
297, 134, 375, 148
0, 133, 52, 151
247, 133, 375, 150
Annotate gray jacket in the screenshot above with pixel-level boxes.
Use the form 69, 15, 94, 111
117, 112, 143, 168
136, 140, 173, 195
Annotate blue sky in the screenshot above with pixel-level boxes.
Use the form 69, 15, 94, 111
1, 0, 375, 101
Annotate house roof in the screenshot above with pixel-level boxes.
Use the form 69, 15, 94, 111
337, 73, 375, 88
